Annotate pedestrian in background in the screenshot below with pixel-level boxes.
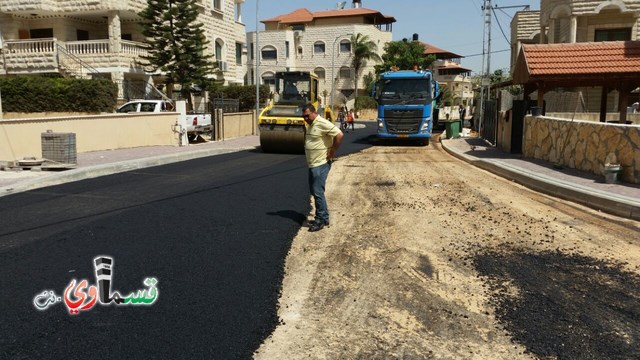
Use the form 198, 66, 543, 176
302, 104, 344, 232
347, 109, 355, 131
458, 105, 466, 127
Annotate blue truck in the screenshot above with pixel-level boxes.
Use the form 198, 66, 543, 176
372, 69, 439, 145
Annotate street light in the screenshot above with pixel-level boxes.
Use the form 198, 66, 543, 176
255, 0, 260, 121
330, 33, 352, 113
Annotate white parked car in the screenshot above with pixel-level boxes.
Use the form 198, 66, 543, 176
117, 100, 212, 139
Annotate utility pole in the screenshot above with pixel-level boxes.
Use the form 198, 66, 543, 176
478, 1, 530, 138
255, 0, 260, 123
478, 0, 492, 136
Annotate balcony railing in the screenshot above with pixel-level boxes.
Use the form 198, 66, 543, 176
2, 38, 149, 76
65, 40, 110, 54
5, 38, 56, 53
5, 38, 148, 56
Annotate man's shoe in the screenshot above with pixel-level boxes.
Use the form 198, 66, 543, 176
308, 220, 328, 232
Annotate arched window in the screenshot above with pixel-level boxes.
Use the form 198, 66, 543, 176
339, 40, 351, 53
339, 66, 352, 79
313, 41, 325, 54
261, 72, 275, 85
314, 67, 325, 79
215, 39, 224, 61
261, 45, 277, 60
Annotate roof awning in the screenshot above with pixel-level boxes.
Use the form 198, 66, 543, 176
512, 41, 640, 88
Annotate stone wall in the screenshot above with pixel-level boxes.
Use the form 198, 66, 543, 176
546, 112, 640, 124
218, 111, 256, 140
0, 113, 180, 162
524, 116, 640, 183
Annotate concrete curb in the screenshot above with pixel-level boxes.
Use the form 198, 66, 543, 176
440, 137, 640, 221
0, 146, 257, 198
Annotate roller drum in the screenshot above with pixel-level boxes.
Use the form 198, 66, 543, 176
259, 125, 305, 154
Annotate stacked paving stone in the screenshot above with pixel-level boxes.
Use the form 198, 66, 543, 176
41, 132, 77, 165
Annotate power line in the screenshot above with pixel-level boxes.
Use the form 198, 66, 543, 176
491, 7, 511, 46
469, 0, 483, 14
464, 49, 510, 57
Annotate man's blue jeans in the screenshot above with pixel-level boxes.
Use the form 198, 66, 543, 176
308, 162, 331, 224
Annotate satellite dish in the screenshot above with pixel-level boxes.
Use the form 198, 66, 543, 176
336, 1, 346, 9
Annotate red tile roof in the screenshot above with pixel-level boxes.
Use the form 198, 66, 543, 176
262, 8, 313, 24
514, 41, 640, 83
437, 64, 472, 73
420, 41, 463, 59
262, 7, 395, 25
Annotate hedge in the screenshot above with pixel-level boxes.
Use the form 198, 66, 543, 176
0, 76, 118, 113
354, 95, 377, 111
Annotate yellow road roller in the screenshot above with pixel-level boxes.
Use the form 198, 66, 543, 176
259, 71, 333, 153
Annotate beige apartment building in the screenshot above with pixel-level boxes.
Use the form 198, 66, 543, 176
0, 0, 247, 100
421, 41, 473, 107
246, 0, 394, 110
510, 0, 640, 112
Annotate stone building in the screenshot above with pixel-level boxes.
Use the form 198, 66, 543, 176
246, 0, 394, 110
0, 0, 247, 100
510, 0, 640, 112
421, 41, 473, 107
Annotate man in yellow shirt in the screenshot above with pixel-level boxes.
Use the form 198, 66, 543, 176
302, 104, 344, 232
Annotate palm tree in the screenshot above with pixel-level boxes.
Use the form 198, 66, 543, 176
351, 33, 381, 98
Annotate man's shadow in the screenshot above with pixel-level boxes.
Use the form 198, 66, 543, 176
266, 210, 307, 225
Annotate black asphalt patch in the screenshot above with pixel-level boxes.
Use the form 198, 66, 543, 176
473, 247, 640, 359
0, 125, 376, 359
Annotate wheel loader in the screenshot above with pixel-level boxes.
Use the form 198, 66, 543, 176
259, 71, 333, 153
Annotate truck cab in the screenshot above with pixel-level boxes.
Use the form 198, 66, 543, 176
373, 70, 439, 145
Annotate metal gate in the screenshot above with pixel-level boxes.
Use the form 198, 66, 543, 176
210, 98, 239, 113
482, 100, 497, 145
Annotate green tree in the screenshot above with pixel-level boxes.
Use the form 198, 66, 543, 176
490, 68, 507, 84
139, 0, 215, 108
438, 84, 454, 106
375, 40, 435, 74
351, 33, 381, 97
362, 71, 375, 96
493, 68, 522, 95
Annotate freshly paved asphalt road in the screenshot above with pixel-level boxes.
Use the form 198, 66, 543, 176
0, 125, 376, 359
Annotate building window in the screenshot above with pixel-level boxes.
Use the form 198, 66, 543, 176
339, 66, 352, 79
314, 67, 325, 79
262, 72, 276, 86
595, 28, 631, 41
212, 0, 222, 11
236, 43, 242, 65
313, 41, 325, 54
285, 41, 290, 59
76, 29, 89, 41
30, 28, 53, 38
297, 46, 303, 56
261, 46, 277, 60
339, 40, 351, 53
291, 24, 305, 31
215, 40, 223, 61
250, 42, 254, 60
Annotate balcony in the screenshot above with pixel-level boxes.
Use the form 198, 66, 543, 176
0, 38, 148, 76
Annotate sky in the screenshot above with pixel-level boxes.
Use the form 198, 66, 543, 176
240, 0, 539, 76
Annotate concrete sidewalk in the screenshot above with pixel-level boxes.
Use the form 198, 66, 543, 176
440, 135, 640, 221
0, 135, 260, 197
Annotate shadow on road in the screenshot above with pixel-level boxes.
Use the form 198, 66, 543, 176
267, 210, 307, 225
